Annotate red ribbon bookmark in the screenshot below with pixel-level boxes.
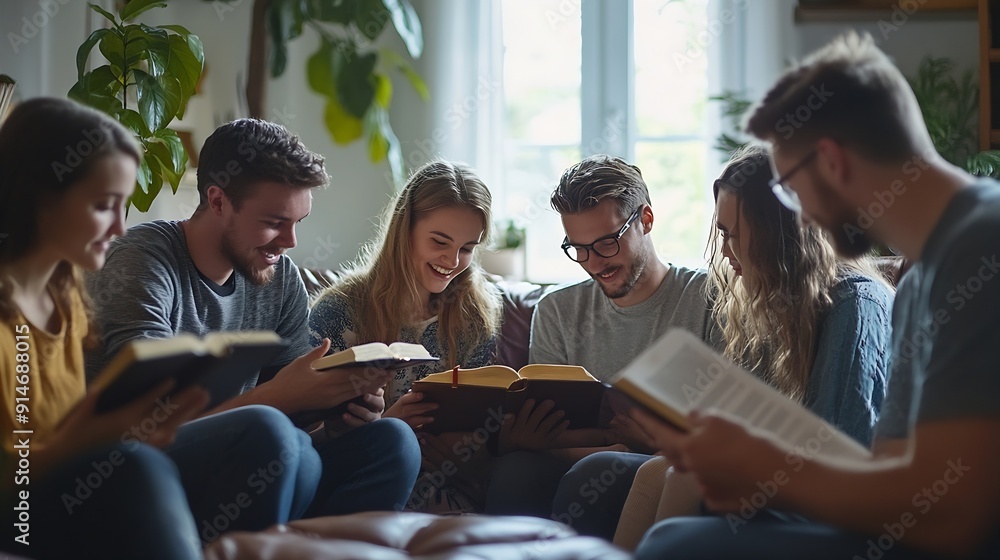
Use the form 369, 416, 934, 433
452, 364, 460, 388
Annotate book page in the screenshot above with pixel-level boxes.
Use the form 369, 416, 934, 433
693, 366, 871, 461
387, 342, 434, 359
518, 364, 597, 382
417, 365, 519, 388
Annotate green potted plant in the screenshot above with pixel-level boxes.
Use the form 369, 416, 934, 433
479, 219, 527, 280
210, 0, 428, 186
69, 0, 205, 213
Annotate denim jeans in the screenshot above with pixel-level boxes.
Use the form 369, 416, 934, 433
550, 451, 650, 539
636, 511, 965, 560
483, 450, 575, 517
21, 442, 202, 560
306, 417, 421, 516
166, 405, 322, 543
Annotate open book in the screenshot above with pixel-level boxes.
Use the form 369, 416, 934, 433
311, 342, 438, 371
411, 364, 606, 435
611, 328, 871, 461
93, 331, 288, 412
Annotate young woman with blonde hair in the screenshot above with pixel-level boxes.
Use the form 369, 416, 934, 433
309, 160, 502, 511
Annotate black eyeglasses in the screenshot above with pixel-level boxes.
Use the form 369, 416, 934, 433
561, 207, 642, 263
769, 149, 817, 214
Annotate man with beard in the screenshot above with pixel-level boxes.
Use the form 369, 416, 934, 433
630, 32, 1000, 560
484, 154, 719, 534
84, 119, 420, 522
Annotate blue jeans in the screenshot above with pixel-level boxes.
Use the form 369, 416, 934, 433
550, 451, 650, 539
306, 417, 421, 516
636, 512, 964, 560
20, 442, 202, 560
166, 405, 322, 543
483, 450, 574, 517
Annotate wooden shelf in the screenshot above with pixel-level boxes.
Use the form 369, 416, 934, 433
795, 1, 977, 22
990, 130, 1000, 146
990, 48, 1000, 62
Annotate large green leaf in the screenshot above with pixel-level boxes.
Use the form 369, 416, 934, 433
76, 28, 110, 79
306, 39, 337, 97
335, 49, 377, 118
366, 106, 402, 184
372, 72, 392, 108
132, 154, 153, 211
99, 30, 126, 72
133, 70, 181, 132
166, 33, 204, 117
137, 25, 170, 76
68, 66, 121, 114
88, 3, 118, 25
116, 108, 152, 138
307, 0, 353, 23
382, 0, 422, 58
381, 48, 428, 100
159, 24, 194, 37
355, 0, 389, 41
152, 129, 188, 175
123, 25, 151, 69
146, 140, 184, 191
324, 96, 364, 144
268, 0, 302, 77
121, 0, 168, 22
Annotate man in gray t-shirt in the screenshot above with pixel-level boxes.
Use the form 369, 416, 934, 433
487, 155, 718, 532
85, 119, 420, 522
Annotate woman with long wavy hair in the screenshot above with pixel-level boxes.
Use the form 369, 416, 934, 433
613, 144, 895, 550
309, 160, 502, 512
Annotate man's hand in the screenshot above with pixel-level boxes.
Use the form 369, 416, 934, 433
256, 339, 393, 414
497, 399, 570, 455
383, 391, 439, 430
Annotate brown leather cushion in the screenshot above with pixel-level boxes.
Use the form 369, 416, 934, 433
202, 512, 629, 560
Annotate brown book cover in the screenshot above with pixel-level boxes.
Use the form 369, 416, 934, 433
411, 364, 606, 435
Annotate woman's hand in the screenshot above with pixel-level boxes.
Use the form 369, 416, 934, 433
497, 399, 569, 455
383, 391, 439, 430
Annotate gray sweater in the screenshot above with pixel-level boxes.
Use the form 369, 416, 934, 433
84, 220, 313, 389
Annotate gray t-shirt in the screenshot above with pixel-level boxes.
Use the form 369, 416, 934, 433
529, 264, 719, 381
84, 220, 313, 389
877, 181, 1000, 440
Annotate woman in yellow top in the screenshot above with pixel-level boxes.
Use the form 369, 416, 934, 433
0, 99, 319, 559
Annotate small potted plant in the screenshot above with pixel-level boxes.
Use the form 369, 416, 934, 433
479, 219, 526, 280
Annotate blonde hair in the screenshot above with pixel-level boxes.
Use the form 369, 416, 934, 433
323, 161, 501, 367
707, 145, 889, 401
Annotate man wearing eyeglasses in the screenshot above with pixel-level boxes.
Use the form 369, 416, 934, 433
484, 154, 720, 538
630, 32, 1000, 560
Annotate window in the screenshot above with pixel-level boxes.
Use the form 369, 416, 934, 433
499, 0, 713, 284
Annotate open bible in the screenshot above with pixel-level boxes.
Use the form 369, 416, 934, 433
92, 331, 288, 412
411, 364, 606, 435
311, 342, 438, 371
611, 328, 871, 461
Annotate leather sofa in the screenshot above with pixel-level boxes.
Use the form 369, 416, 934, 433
202, 512, 629, 559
